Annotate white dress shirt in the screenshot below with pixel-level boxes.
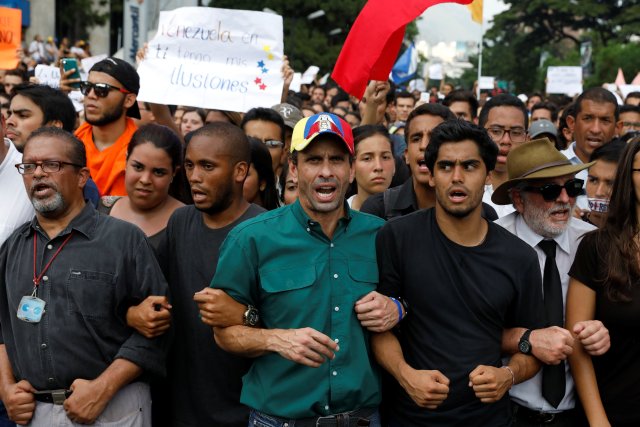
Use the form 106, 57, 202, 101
496, 212, 595, 412
482, 184, 515, 218
560, 142, 589, 210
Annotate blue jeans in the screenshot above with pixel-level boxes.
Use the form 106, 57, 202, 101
249, 408, 381, 427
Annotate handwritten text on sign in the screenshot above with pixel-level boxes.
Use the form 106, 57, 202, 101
137, 7, 284, 112
546, 66, 583, 96
0, 7, 21, 70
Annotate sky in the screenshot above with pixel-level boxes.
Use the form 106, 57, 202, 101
418, 0, 508, 44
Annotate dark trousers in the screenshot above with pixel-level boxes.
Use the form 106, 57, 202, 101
0, 401, 14, 427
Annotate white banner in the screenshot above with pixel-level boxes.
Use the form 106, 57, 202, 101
290, 72, 302, 93
479, 76, 495, 90
81, 54, 108, 75
620, 84, 640, 100
546, 66, 583, 96
300, 65, 319, 84
137, 7, 284, 112
428, 64, 443, 80
35, 64, 61, 88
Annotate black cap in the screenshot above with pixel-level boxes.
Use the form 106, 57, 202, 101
89, 57, 140, 119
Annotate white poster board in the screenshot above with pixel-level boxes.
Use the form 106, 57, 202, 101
428, 63, 443, 80
620, 84, 640, 100
35, 64, 61, 88
479, 76, 495, 90
546, 66, 583, 95
137, 7, 284, 112
81, 54, 108, 75
301, 66, 319, 84
289, 72, 302, 93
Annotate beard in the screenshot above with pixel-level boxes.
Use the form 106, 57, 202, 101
85, 101, 125, 126
435, 185, 482, 219
31, 190, 65, 215
521, 196, 574, 238
194, 180, 235, 216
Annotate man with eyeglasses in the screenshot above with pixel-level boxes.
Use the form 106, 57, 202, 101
61, 57, 140, 196
492, 138, 611, 427
617, 104, 640, 136
479, 94, 529, 217
0, 127, 169, 426
241, 107, 287, 180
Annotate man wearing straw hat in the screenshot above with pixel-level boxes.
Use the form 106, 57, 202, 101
493, 138, 611, 426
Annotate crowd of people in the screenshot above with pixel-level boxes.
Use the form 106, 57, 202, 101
0, 27, 638, 427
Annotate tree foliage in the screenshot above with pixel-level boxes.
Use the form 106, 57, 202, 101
56, 0, 110, 41
481, 0, 640, 93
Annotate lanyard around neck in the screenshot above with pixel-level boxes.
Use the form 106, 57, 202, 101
33, 232, 74, 288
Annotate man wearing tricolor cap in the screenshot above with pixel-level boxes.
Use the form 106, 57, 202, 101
210, 112, 402, 426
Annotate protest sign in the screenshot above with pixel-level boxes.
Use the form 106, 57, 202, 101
0, 7, 21, 70
81, 54, 108, 75
479, 76, 495, 90
137, 7, 284, 112
290, 72, 302, 93
546, 66, 582, 95
428, 64, 443, 80
35, 64, 61, 88
301, 66, 319, 84
620, 85, 640, 100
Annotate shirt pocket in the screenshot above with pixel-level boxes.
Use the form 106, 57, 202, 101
66, 269, 115, 319
260, 265, 317, 294
348, 260, 379, 295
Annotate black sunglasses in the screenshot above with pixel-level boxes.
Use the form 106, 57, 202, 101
79, 81, 131, 98
522, 178, 584, 201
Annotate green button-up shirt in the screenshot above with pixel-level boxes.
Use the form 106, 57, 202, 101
211, 200, 384, 418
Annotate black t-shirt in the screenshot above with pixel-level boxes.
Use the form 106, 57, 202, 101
569, 232, 640, 425
376, 208, 544, 426
157, 204, 265, 427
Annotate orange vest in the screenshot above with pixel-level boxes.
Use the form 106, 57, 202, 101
75, 118, 137, 196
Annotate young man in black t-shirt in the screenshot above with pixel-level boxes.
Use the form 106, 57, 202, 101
127, 123, 265, 427
373, 120, 545, 426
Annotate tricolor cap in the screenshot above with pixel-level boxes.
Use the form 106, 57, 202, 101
290, 112, 354, 155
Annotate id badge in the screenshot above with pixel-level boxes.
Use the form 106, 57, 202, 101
17, 296, 46, 323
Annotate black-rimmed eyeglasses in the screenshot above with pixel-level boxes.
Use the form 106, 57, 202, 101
15, 161, 83, 175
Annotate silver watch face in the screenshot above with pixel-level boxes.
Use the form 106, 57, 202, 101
519, 340, 531, 354
244, 307, 259, 326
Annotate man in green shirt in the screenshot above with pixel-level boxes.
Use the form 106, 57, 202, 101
211, 112, 400, 426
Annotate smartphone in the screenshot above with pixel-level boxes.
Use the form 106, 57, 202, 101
61, 57, 81, 89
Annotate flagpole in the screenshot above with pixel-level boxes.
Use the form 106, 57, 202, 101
476, 1, 484, 100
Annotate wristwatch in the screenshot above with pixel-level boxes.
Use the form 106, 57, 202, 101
518, 329, 533, 355
243, 305, 259, 327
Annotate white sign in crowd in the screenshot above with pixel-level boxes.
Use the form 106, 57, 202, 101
137, 7, 285, 112
546, 66, 583, 96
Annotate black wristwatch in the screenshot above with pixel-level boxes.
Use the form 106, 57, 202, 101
518, 329, 533, 355
243, 305, 259, 327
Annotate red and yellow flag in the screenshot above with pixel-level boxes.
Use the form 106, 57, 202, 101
467, 0, 483, 24
331, 0, 473, 98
